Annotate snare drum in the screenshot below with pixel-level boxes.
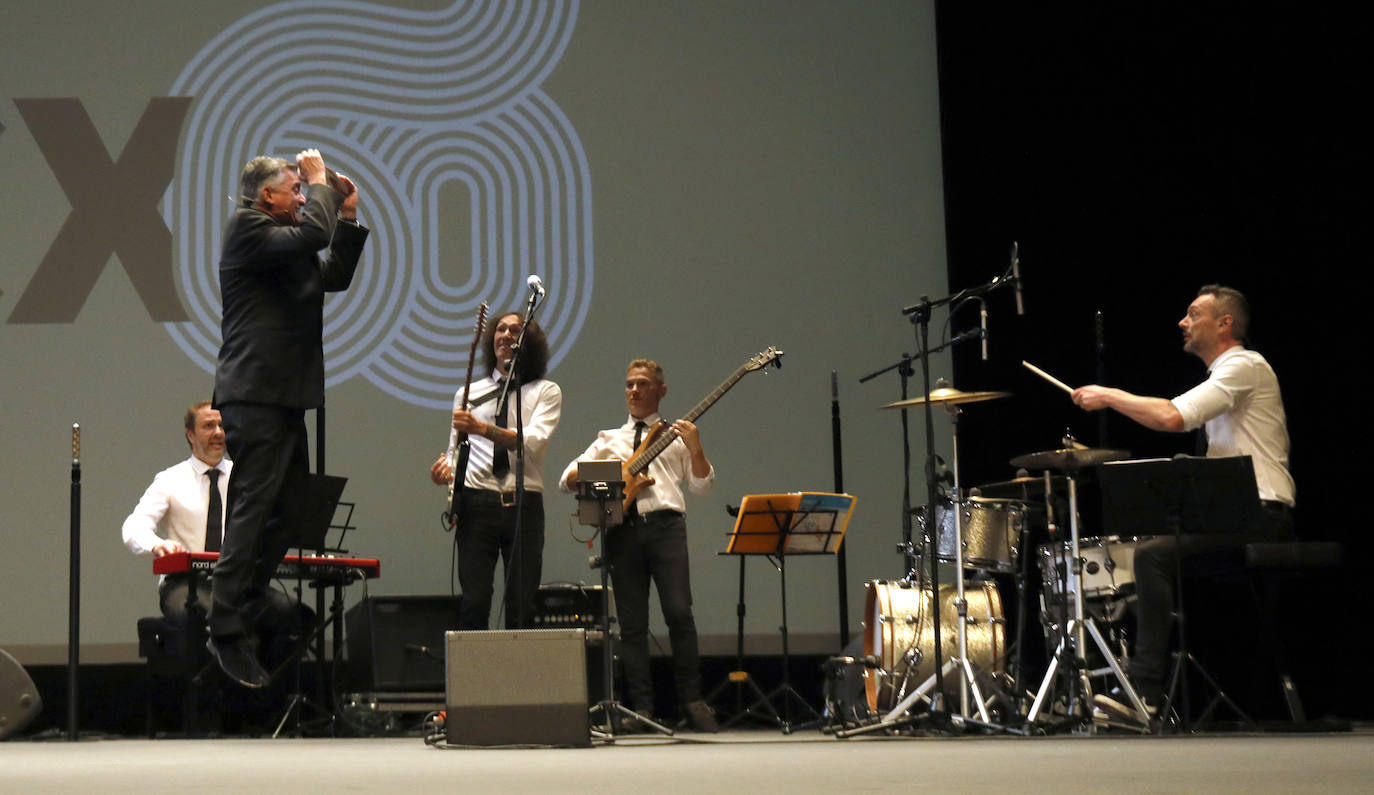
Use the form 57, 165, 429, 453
922, 496, 1027, 572
1037, 535, 1141, 600
862, 579, 1005, 712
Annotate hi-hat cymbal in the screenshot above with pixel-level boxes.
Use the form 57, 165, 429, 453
882, 385, 1012, 409
1009, 447, 1131, 471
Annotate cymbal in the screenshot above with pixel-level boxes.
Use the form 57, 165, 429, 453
882, 386, 1012, 409
975, 474, 1067, 498
1009, 447, 1131, 471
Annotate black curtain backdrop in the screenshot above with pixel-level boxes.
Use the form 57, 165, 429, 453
935, 3, 1368, 719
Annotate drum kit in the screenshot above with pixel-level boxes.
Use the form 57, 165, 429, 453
833, 380, 1153, 736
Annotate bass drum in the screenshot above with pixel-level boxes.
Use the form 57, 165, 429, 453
863, 579, 1005, 713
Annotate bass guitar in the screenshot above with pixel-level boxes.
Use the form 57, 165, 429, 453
621, 346, 783, 512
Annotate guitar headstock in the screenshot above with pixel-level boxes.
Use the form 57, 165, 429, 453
745, 346, 784, 372
474, 301, 489, 335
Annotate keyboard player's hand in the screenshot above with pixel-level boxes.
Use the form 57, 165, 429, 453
152, 540, 186, 558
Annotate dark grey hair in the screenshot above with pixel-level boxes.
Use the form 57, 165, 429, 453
238, 155, 292, 204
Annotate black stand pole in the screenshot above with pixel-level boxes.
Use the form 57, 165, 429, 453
830, 372, 850, 648
703, 552, 779, 728
1094, 310, 1108, 447
495, 288, 543, 629
1157, 499, 1255, 733
67, 423, 81, 742
579, 475, 673, 741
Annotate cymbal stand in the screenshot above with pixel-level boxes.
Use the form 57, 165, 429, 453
1007, 476, 1038, 714
888, 404, 1008, 725
838, 404, 1026, 738
1025, 472, 1150, 733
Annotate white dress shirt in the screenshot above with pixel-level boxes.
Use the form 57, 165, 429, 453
122, 455, 231, 565
1171, 345, 1295, 506
447, 373, 563, 493
559, 413, 715, 513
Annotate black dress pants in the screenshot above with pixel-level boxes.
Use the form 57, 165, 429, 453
606, 510, 702, 712
456, 488, 545, 630
209, 402, 311, 640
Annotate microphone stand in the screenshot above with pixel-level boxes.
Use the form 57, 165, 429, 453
1095, 310, 1108, 447
848, 268, 1020, 737
68, 423, 81, 742
497, 286, 544, 628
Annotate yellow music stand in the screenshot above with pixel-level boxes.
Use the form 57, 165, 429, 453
710, 492, 856, 732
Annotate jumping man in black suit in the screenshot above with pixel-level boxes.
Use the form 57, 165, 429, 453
206, 149, 369, 688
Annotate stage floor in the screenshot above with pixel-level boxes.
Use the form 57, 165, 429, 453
4, 729, 1371, 793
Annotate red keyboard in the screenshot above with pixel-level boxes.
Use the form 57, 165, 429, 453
153, 551, 380, 580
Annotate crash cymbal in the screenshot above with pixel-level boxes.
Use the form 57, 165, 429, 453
882, 383, 1012, 409
1009, 447, 1131, 471
975, 474, 1067, 498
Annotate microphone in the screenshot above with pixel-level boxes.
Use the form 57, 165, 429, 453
980, 302, 989, 361
1011, 241, 1024, 316
524, 274, 544, 315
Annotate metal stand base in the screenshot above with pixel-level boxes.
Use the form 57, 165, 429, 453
705, 671, 781, 729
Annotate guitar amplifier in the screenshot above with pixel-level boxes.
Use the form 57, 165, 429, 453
444, 628, 589, 747
530, 584, 614, 631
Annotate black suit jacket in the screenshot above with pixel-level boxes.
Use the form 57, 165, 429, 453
214, 183, 369, 409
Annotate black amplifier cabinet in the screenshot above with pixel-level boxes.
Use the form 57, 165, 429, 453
530, 583, 613, 630
346, 595, 462, 692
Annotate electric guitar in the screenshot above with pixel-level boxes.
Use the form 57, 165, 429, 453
621, 347, 784, 512
443, 302, 488, 530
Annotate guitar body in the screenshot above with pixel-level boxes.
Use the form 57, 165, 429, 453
447, 437, 472, 516
621, 421, 668, 512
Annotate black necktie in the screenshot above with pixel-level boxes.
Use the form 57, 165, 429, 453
491, 383, 511, 478
205, 468, 223, 552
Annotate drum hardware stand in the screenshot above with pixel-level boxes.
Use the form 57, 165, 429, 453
1025, 471, 1150, 733
839, 400, 1022, 739
1006, 473, 1041, 714
849, 266, 1021, 737
937, 403, 997, 721
576, 461, 673, 742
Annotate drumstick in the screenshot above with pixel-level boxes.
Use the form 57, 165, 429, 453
1022, 360, 1074, 395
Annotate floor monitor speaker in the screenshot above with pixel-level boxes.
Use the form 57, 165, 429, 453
444, 628, 589, 747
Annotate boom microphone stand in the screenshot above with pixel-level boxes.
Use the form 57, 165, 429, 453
848, 264, 1022, 737
494, 278, 544, 628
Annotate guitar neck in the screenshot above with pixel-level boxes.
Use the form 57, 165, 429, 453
628, 363, 752, 475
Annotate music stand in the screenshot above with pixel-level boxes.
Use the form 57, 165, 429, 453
274, 473, 348, 737
575, 459, 673, 741
1097, 455, 1261, 731
712, 492, 854, 733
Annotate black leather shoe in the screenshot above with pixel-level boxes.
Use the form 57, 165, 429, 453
206, 636, 269, 689
684, 699, 719, 733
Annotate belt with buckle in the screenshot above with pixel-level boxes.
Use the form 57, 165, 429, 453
628, 508, 683, 524
463, 488, 523, 508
